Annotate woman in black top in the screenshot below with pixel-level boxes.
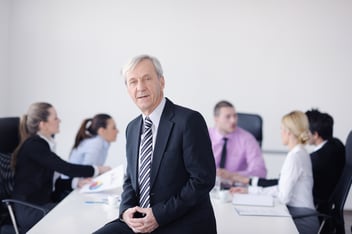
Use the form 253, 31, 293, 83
11, 102, 110, 233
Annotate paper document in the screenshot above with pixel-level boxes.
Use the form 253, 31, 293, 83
234, 206, 291, 217
232, 194, 274, 207
80, 165, 125, 193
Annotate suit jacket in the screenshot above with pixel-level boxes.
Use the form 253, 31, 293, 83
12, 135, 95, 205
120, 98, 217, 234
310, 138, 345, 213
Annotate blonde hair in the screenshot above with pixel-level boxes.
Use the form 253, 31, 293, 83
282, 110, 310, 144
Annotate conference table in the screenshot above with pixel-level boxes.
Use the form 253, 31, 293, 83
28, 189, 298, 234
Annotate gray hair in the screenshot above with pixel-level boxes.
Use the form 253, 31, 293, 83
121, 54, 163, 83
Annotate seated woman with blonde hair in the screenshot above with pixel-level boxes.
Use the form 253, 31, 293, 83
230, 110, 319, 234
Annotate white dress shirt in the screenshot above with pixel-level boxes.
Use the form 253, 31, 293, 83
249, 144, 315, 209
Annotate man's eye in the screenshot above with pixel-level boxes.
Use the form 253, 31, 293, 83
129, 80, 137, 85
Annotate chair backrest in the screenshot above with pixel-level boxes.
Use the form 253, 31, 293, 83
0, 117, 19, 226
0, 117, 20, 154
237, 113, 263, 147
0, 117, 19, 198
328, 130, 352, 233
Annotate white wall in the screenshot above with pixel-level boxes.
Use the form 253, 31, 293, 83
7, 0, 352, 164
4, 0, 352, 206
0, 0, 10, 115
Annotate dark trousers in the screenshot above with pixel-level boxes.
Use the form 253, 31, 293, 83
93, 219, 135, 234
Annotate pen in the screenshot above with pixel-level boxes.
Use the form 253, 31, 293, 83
84, 201, 106, 204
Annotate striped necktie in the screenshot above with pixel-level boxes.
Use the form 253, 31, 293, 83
139, 117, 153, 208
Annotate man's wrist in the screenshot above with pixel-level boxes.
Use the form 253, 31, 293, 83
119, 210, 126, 222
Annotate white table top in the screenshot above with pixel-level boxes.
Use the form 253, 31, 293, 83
28, 190, 298, 234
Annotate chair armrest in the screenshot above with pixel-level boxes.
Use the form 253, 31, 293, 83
292, 210, 330, 219
2, 199, 48, 216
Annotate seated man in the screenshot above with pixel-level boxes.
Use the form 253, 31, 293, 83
208, 100, 267, 182
305, 109, 345, 214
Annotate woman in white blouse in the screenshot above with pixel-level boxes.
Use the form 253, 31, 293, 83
230, 111, 319, 234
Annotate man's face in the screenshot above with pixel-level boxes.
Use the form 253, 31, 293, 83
308, 131, 317, 145
125, 59, 165, 116
214, 107, 238, 135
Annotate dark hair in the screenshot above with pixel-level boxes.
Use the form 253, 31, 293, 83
305, 108, 334, 140
11, 102, 53, 169
72, 114, 112, 149
213, 100, 234, 116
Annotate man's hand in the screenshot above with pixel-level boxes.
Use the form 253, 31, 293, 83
229, 187, 248, 194
216, 168, 233, 180
217, 169, 250, 185
123, 207, 159, 233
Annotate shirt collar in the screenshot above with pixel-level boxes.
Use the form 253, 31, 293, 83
313, 140, 327, 152
142, 97, 166, 130
37, 133, 56, 152
212, 127, 239, 141
96, 135, 110, 148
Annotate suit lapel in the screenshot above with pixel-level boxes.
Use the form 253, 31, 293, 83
130, 116, 143, 190
150, 99, 174, 188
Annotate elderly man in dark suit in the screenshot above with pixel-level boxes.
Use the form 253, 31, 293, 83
94, 55, 217, 234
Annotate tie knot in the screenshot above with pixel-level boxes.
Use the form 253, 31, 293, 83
144, 117, 152, 131
223, 137, 228, 142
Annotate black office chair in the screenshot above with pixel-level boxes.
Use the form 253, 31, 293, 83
293, 130, 352, 234
0, 117, 48, 234
237, 112, 263, 147
325, 130, 352, 234
0, 117, 19, 231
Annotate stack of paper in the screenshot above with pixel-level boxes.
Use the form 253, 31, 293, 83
232, 194, 274, 207
80, 165, 125, 193
234, 206, 291, 217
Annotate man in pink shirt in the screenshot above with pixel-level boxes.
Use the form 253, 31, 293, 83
208, 100, 267, 181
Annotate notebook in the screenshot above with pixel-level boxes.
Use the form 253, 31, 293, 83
234, 206, 291, 217
232, 194, 274, 207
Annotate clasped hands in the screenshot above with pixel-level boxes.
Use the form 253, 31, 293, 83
122, 206, 159, 233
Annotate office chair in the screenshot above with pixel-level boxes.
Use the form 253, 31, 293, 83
293, 130, 352, 234
0, 117, 48, 234
237, 112, 263, 147
0, 117, 19, 232
326, 130, 352, 234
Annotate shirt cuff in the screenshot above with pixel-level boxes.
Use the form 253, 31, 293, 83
93, 165, 99, 177
248, 185, 262, 194
250, 177, 259, 186
71, 178, 79, 189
